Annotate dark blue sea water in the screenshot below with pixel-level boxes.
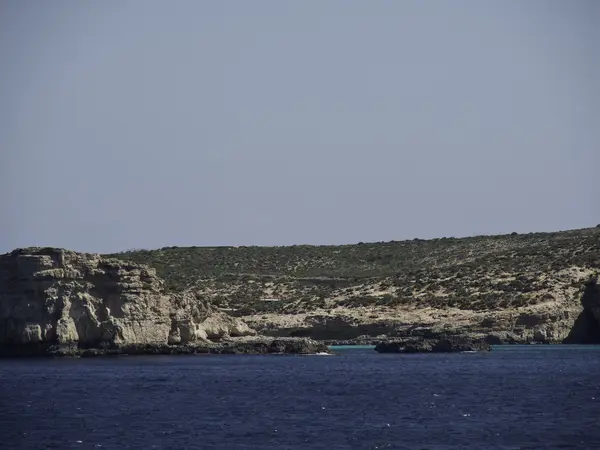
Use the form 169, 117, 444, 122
1, 346, 600, 450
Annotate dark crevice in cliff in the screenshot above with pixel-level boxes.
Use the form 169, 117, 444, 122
563, 277, 600, 344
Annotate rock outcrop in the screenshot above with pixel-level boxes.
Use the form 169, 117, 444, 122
0, 248, 257, 356
374, 335, 492, 353
0, 337, 329, 358
215, 337, 329, 355
168, 293, 255, 345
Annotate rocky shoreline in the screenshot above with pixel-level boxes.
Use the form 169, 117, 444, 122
324, 334, 545, 348
324, 330, 548, 347
374, 335, 492, 353
0, 337, 330, 358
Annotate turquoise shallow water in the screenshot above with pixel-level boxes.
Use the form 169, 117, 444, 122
328, 344, 376, 351
2, 345, 600, 449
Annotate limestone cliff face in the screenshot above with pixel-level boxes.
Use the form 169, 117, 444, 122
247, 299, 589, 344
168, 293, 255, 345
0, 248, 254, 350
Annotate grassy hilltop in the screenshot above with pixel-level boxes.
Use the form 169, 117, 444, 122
107, 227, 600, 340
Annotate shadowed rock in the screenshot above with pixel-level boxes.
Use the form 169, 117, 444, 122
563, 276, 600, 344
374, 335, 491, 353
0, 338, 330, 357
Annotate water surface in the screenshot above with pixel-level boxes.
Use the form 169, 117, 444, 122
1, 346, 599, 449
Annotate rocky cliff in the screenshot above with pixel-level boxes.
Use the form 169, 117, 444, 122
0, 247, 256, 355
4, 227, 600, 354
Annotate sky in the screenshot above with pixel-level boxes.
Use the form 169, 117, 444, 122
1, 1, 598, 253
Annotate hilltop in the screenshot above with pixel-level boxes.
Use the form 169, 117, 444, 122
107, 227, 600, 343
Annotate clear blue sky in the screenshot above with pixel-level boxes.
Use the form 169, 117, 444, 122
1, 1, 598, 253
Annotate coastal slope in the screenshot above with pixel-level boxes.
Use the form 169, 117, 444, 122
108, 227, 600, 344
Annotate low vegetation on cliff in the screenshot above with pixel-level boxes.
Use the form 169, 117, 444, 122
107, 228, 600, 342
109, 228, 600, 309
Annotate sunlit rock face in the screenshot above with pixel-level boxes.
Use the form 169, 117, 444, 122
0, 248, 255, 353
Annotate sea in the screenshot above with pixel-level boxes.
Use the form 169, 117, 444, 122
1, 345, 600, 450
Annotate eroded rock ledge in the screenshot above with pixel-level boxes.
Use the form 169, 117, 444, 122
0, 248, 329, 356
